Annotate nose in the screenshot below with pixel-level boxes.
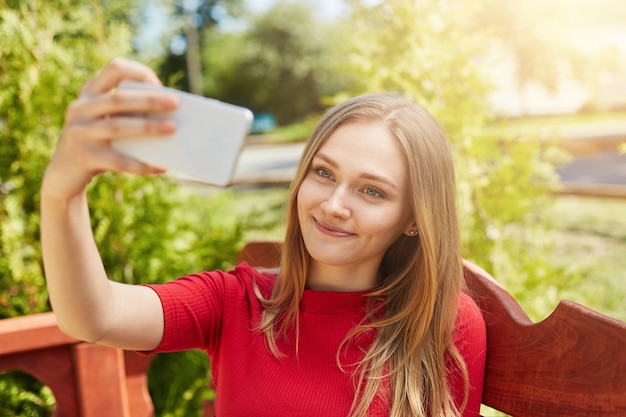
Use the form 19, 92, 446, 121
320, 185, 351, 219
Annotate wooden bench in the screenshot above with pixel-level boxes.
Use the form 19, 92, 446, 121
1, 240, 624, 416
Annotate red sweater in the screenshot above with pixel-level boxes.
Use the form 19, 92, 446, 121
146, 263, 486, 416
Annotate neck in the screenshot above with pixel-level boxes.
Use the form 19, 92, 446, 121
306, 262, 378, 292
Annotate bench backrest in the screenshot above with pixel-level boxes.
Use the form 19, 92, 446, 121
236, 241, 626, 417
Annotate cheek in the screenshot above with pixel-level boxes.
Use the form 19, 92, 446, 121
370, 218, 402, 239
296, 178, 315, 219
297, 177, 323, 210
296, 179, 309, 212
368, 207, 412, 240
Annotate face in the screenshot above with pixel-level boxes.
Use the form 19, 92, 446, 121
297, 120, 416, 289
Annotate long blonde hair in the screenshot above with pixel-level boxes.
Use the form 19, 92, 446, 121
256, 93, 467, 417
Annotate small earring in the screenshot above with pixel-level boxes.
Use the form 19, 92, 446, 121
408, 230, 418, 236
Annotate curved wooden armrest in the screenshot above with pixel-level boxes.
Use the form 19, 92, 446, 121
463, 260, 626, 417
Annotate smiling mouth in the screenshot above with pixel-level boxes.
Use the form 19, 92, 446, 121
314, 218, 355, 237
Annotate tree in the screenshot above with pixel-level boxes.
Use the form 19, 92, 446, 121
156, 0, 245, 93
202, 1, 343, 124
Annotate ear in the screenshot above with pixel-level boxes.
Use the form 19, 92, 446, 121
404, 223, 418, 237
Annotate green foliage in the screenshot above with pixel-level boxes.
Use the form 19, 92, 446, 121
0, 371, 55, 417
201, 1, 342, 123
0, 1, 271, 416
85, 174, 245, 286
0, 1, 128, 414
155, 0, 245, 93
149, 350, 213, 417
543, 196, 626, 322
0, 0, 132, 319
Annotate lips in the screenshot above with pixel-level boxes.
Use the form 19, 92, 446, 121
314, 218, 355, 238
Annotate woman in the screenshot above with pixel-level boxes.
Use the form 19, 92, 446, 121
41, 59, 486, 417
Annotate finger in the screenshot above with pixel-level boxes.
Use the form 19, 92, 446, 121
66, 89, 179, 124
78, 143, 167, 176
103, 153, 167, 176
80, 58, 162, 98
44, 137, 166, 199
65, 116, 177, 144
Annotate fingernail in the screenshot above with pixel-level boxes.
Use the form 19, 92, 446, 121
161, 95, 179, 110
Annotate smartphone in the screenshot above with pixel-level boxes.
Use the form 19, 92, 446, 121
112, 81, 253, 186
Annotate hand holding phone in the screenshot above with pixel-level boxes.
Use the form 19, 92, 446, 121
112, 82, 253, 186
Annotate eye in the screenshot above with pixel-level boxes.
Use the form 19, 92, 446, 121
363, 187, 384, 199
313, 166, 334, 180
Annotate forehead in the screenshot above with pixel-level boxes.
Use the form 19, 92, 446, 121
315, 120, 409, 184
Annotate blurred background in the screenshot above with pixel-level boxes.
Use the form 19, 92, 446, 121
1, 0, 625, 415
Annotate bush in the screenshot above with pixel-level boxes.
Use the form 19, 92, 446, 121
0, 2, 277, 415
0, 371, 55, 417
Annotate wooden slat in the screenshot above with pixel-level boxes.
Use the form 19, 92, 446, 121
73, 343, 130, 416
124, 351, 156, 417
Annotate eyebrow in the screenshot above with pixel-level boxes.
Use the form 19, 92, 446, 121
313, 152, 401, 192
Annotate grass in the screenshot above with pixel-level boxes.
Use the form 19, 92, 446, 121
543, 195, 626, 322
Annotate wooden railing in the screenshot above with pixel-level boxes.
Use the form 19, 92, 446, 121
2, 241, 626, 417
0, 312, 153, 417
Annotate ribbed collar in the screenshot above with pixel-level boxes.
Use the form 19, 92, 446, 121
300, 289, 371, 314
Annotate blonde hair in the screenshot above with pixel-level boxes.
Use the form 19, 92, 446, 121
256, 93, 467, 417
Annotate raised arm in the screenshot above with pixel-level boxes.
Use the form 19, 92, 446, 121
40, 59, 179, 351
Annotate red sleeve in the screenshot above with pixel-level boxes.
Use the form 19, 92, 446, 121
450, 292, 487, 417
143, 269, 230, 354
140, 263, 273, 355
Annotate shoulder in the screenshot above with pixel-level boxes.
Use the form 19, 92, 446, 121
140, 263, 277, 354
457, 292, 484, 323
147, 262, 276, 303
229, 262, 276, 297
